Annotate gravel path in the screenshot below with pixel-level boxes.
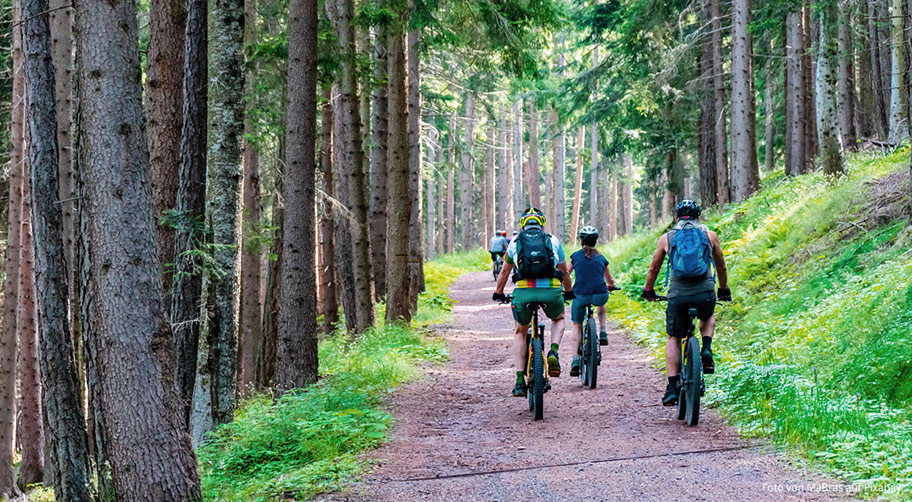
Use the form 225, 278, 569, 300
322, 271, 853, 501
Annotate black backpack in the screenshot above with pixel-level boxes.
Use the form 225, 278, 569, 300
512, 227, 560, 281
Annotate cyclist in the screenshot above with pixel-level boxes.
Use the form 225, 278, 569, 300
492, 207, 574, 397
566, 226, 617, 377
489, 229, 508, 274
641, 200, 731, 406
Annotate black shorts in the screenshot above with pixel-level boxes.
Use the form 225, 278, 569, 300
665, 291, 716, 338
490, 251, 505, 261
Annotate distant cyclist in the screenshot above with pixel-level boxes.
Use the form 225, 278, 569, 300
566, 226, 616, 377
641, 200, 731, 406
492, 208, 573, 397
489, 230, 508, 273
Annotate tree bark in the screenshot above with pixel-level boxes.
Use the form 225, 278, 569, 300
504, 116, 514, 228
426, 127, 437, 260
512, 101, 523, 213
275, 0, 318, 392
171, 0, 208, 422
803, 4, 819, 163
22, 0, 99, 496
0, 4, 25, 496
837, 2, 858, 150
527, 98, 541, 208
369, 25, 389, 300
608, 174, 617, 240
869, 0, 889, 139
497, 109, 509, 230
765, 41, 776, 173
552, 109, 565, 241
18, 151, 45, 488
623, 153, 634, 235
786, 10, 808, 175
817, 6, 846, 175
730, 0, 760, 201
329, 0, 374, 333
446, 127, 455, 254
74, 0, 202, 495
145, 0, 186, 291
239, 0, 262, 391
698, 0, 718, 206
386, 21, 412, 322
407, 25, 423, 312
711, 0, 730, 202
331, 86, 358, 332
320, 87, 339, 332
207, 0, 245, 428
256, 188, 282, 390
889, 0, 905, 141
459, 93, 475, 250
857, 0, 876, 138
570, 126, 584, 244
589, 122, 598, 226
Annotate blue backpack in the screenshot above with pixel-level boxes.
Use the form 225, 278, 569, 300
666, 221, 713, 285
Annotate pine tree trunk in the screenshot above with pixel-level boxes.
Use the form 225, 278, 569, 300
21, 0, 97, 496
527, 98, 541, 208
589, 122, 598, 226
623, 153, 634, 234
608, 175, 617, 240
171, 0, 208, 422
889, 0, 905, 141
698, 0, 718, 206
239, 0, 262, 391
837, 2, 858, 150
436, 131, 445, 254
74, 0, 202, 495
786, 10, 808, 176
329, 0, 374, 333
512, 101, 523, 212
446, 147, 455, 254
426, 127, 437, 260
485, 124, 495, 240
275, 0, 318, 392
320, 87, 339, 331
145, 0, 186, 291
730, 0, 760, 201
331, 86, 359, 332
504, 116, 514, 227
385, 21, 412, 322
369, 25, 388, 300
858, 0, 876, 138
570, 126, 584, 244
804, 4, 819, 163
256, 189, 282, 389
459, 93, 475, 250
711, 0, 730, 202
869, 0, 889, 139
497, 109, 509, 230
407, 26, 423, 311
18, 158, 45, 488
552, 108, 565, 241
207, 0, 245, 427
0, 4, 24, 496
765, 43, 777, 173
818, 6, 846, 175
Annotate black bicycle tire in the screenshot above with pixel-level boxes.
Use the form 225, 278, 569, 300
587, 318, 599, 389
685, 337, 702, 426
531, 337, 544, 420
580, 317, 592, 385
677, 338, 687, 420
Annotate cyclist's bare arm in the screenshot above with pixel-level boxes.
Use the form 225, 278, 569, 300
566, 262, 574, 276
495, 262, 513, 295
558, 262, 572, 291
604, 266, 616, 289
643, 234, 668, 290
708, 231, 728, 289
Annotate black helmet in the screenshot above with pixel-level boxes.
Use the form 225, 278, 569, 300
675, 199, 701, 220
578, 225, 599, 245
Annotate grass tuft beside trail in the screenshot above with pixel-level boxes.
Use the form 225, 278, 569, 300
604, 148, 912, 499
196, 249, 487, 501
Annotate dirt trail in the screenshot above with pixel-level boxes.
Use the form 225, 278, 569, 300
324, 271, 852, 501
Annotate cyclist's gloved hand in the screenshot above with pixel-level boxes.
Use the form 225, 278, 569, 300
492, 292, 507, 303
641, 288, 659, 301
717, 287, 732, 301
562, 290, 575, 302
608, 285, 621, 292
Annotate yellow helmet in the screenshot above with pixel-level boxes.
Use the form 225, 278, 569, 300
519, 207, 545, 229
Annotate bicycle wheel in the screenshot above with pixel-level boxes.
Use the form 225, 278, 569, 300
677, 340, 687, 420
586, 318, 599, 389
684, 337, 702, 426
530, 337, 545, 420
580, 319, 590, 386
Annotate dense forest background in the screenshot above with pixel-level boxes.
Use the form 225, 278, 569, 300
0, 0, 909, 499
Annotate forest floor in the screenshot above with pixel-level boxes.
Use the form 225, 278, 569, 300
322, 271, 854, 501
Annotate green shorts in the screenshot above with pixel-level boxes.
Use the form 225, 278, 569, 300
511, 287, 565, 326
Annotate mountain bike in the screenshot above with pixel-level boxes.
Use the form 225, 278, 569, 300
656, 296, 715, 427
499, 295, 549, 420
577, 286, 621, 389
493, 254, 503, 280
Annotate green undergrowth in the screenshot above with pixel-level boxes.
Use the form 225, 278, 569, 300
196, 249, 487, 501
605, 148, 912, 499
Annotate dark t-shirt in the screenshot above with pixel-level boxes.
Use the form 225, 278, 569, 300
571, 250, 609, 295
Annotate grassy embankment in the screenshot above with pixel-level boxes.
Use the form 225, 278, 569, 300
603, 149, 912, 498
196, 248, 489, 501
